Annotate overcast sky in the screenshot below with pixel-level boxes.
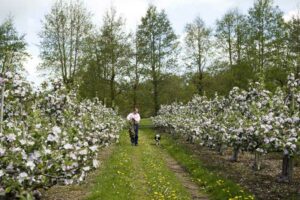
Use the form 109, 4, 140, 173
0, 0, 299, 86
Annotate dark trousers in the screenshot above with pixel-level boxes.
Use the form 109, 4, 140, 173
130, 135, 135, 144
134, 124, 139, 145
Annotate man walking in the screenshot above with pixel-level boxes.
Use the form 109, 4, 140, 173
127, 108, 141, 146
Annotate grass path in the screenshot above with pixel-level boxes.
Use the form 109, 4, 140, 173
159, 132, 255, 200
86, 120, 196, 200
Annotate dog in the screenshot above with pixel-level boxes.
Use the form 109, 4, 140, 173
154, 134, 161, 146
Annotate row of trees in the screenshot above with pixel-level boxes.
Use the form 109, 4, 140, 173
153, 72, 300, 185
6, 0, 298, 116
0, 17, 125, 198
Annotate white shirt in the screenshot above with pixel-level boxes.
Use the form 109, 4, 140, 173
127, 112, 141, 123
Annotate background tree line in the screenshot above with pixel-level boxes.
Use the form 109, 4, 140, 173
1, 0, 300, 117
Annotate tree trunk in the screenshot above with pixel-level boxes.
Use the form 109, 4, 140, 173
153, 78, 159, 115
110, 60, 115, 108
0, 54, 11, 133
0, 81, 5, 133
236, 26, 242, 65
259, 15, 265, 76
253, 151, 262, 171
293, 16, 300, 79
170, 127, 176, 138
61, 25, 68, 84
197, 37, 203, 95
230, 147, 239, 162
55, 24, 67, 83
297, 52, 300, 79
73, 15, 80, 79
133, 85, 137, 108
217, 143, 225, 155
69, 16, 74, 80
103, 97, 107, 107
278, 154, 293, 183
133, 53, 139, 108
110, 76, 115, 108
198, 71, 203, 95
151, 35, 159, 115
228, 28, 233, 67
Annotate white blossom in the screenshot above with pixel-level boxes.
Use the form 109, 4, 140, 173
47, 134, 58, 142
52, 126, 61, 135
26, 161, 36, 171
89, 145, 98, 152
93, 159, 100, 168
0, 147, 5, 156
6, 133, 16, 142
18, 172, 28, 183
63, 143, 73, 150
79, 149, 88, 155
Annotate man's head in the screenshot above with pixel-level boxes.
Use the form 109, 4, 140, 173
133, 107, 139, 114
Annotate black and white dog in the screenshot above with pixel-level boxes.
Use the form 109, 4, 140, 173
154, 134, 161, 146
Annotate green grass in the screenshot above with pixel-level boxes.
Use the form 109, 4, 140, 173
86, 123, 191, 200
140, 118, 152, 127
86, 130, 136, 200
86, 118, 255, 199
157, 130, 255, 200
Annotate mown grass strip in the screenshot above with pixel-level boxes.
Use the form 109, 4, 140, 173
87, 121, 192, 200
140, 127, 191, 200
156, 131, 255, 200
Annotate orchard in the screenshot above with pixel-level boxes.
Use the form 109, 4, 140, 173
153, 73, 300, 183
1, 0, 300, 199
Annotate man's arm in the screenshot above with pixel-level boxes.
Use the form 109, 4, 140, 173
127, 113, 132, 121
136, 114, 141, 123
